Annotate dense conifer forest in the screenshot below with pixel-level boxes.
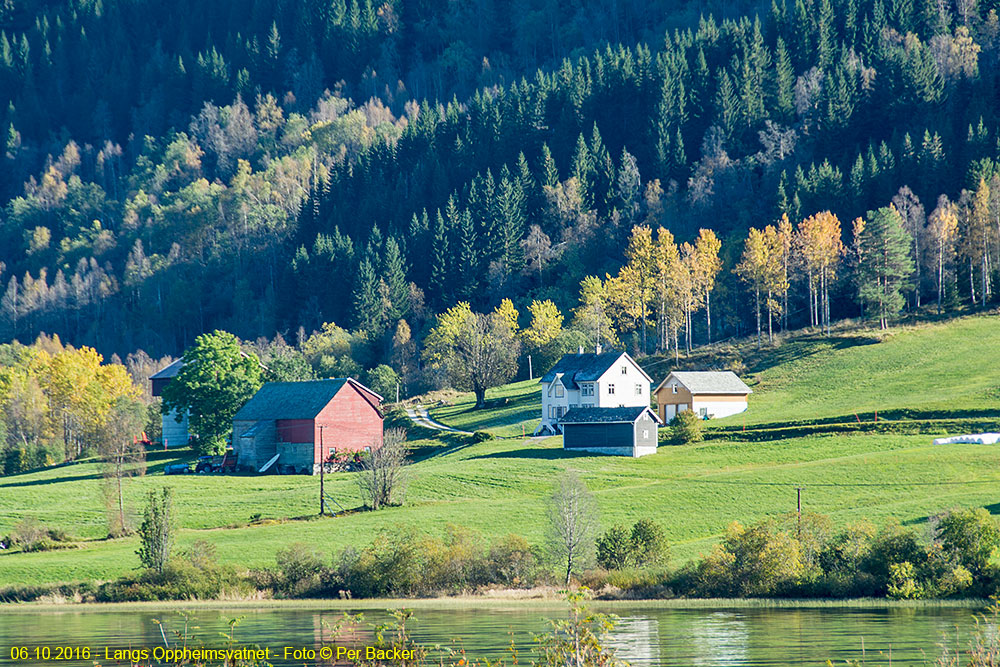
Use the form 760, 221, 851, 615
1, 0, 999, 377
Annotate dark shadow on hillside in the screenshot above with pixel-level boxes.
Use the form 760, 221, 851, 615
0, 472, 104, 488
434, 392, 539, 431
406, 435, 477, 462
743, 334, 882, 375
472, 447, 591, 460
711, 407, 1000, 433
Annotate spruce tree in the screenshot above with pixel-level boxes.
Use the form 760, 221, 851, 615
428, 210, 451, 307
382, 236, 409, 321
856, 206, 915, 328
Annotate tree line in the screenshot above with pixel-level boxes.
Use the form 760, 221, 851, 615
2, 0, 1000, 365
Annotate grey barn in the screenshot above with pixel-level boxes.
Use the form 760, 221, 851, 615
559, 406, 661, 457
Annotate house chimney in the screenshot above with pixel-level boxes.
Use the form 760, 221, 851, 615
595, 343, 602, 354
578, 346, 584, 355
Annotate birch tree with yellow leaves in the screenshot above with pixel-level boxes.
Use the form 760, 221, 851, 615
690, 229, 723, 344
794, 211, 844, 334
737, 226, 785, 345
926, 195, 959, 314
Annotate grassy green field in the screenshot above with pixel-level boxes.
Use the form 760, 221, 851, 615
3, 314, 1000, 588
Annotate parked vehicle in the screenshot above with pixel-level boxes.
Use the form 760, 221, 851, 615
195, 450, 238, 473
163, 462, 193, 475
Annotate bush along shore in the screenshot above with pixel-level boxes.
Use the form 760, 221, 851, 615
4, 502, 1000, 604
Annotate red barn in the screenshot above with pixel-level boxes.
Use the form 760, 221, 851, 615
232, 378, 383, 474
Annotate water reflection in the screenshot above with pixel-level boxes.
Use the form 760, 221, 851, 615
688, 611, 749, 666
0, 604, 989, 666
605, 617, 660, 665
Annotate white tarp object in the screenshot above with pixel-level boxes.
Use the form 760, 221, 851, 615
932, 433, 1000, 445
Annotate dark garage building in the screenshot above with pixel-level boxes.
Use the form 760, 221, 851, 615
559, 406, 661, 457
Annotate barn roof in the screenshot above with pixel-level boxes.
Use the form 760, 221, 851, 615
149, 359, 184, 379
540, 351, 651, 388
658, 371, 752, 395
559, 406, 661, 425
233, 379, 356, 421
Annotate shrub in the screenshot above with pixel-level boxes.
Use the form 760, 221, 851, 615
137, 488, 174, 574
698, 520, 803, 597
863, 519, 926, 590
887, 561, 923, 599
275, 543, 326, 597
630, 519, 669, 566
596, 525, 633, 570
597, 520, 670, 570
96, 560, 248, 602
670, 410, 703, 444
487, 534, 538, 587
470, 430, 495, 443
934, 507, 1000, 575
4, 516, 72, 552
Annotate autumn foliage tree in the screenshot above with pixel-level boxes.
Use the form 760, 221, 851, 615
422, 300, 521, 408
925, 196, 959, 314
795, 211, 844, 334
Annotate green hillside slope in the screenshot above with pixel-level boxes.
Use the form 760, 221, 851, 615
725, 316, 1000, 425
3, 316, 1000, 589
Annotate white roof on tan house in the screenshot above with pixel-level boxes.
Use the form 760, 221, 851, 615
656, 371, 752, 395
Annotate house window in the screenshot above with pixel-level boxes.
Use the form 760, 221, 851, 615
608, 384, 615, 395
635, 383, 643, 396
555, 384, 564, 398
643, 429, 649, 439
581, 383, 594, 397
672, 384, 678, 394
621, 365, 628, 374
699, 408, 708, 418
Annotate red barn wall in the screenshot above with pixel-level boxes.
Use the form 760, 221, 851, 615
313, 383, 383, 462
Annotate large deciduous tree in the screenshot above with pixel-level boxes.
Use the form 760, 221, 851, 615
160, 330, 264, 452
422, 300, 520, 408
99, 398, 147, 537
547, 471, 598, 585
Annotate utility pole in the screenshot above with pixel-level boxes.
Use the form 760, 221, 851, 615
528, 354, 533, 380
796, 486, 804, 540
319, 425, 325, 516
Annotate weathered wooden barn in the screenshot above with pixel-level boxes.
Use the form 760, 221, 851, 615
149, 359, 189, 448
559, 406, 661, 457
232, 378, 383, 474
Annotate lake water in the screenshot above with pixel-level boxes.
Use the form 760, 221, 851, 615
0, 603, 990, 666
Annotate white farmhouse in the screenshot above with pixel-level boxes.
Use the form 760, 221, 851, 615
537, 347, 652, 434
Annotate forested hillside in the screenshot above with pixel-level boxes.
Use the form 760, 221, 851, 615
1, 0, 999, 363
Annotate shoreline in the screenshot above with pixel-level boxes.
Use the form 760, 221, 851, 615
0, 595, 990, 613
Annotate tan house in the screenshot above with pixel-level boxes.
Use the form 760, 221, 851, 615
654, 371, 751, 423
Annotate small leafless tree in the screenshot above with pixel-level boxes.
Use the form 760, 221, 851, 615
547, 471, 599, 585
357, 427, 408, 510
99, 399, 147, 537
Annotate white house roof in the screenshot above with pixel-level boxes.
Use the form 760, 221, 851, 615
656, 371, 752, 395
540, 351, 651, 388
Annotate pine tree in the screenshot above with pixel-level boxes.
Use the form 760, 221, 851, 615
540, 143, 560, 189
455, 207, 479, 302
382, 236, 409, 321
773, 37, 796, 120
428, 210, 450, 307
571, 133, 593, 209
855, 206, 915, 328
352, 256, 386, 334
